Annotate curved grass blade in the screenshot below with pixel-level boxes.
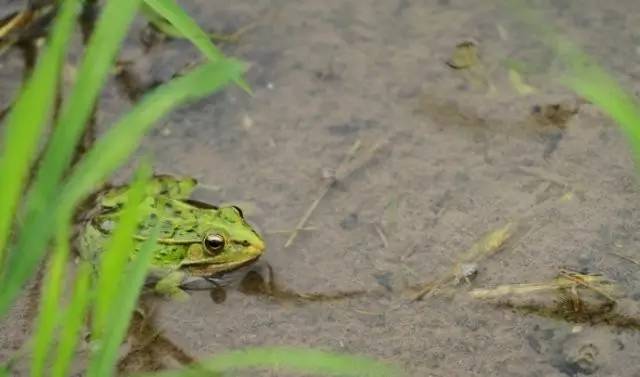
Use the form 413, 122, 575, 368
24, 0, 143, 222
91, 164, 151, 338
0, 58, 244, 317
142, 0, 252, 94
134, 346, 405, 377
60, 59, 246, 209
500, 0, 640, 166
0, 0, 143, 318
87, 224, 160, 377
30, 223, 73, 377
0, 0, 80, 264
50, 262, 91, 377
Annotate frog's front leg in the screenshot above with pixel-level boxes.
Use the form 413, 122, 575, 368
154, 271, 189, 301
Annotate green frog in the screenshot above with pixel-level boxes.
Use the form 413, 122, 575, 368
79, 174, 266, 300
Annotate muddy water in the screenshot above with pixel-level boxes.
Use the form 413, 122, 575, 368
3, 0, 640, 376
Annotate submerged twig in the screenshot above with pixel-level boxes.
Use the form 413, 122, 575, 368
284, 139, 387, 248
609, 252, 640, 267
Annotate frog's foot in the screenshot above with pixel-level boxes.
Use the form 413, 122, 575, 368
154, 271, 190, 301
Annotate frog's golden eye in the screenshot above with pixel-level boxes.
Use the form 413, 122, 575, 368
231, 205, 244, 218
203, 234, 225, 255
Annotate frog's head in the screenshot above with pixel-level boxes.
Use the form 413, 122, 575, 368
179, 206, 265, 277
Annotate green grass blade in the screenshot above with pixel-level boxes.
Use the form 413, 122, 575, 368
0, 0, 80, 264
51, 262, 92, 377
87, 225, 160, 377
0, 59, 244, 318
140, 3, 185, 38
59, 59, 245, 208
135, 347, 404, 377
142, 0, 252, 94
91, 165, 151, 337
25, 0, 142, 220
0, 0, 143, 318
30, 223, 72, 377
501, 0, 640, 165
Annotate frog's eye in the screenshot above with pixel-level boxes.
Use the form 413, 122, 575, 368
231, 205, 244, 218
203, 234, 225, 255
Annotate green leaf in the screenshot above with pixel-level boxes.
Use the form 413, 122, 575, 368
0, 0, 80, 264
51, 262, 92, 377
142, 0, 252, 94
24, 0, 143, 223
0, 0, 143, 318
501, 0, 640, 168
60, 59, 245, 211
87, 224, 160, 377
133, 346, 405, 377
91, 164, 152, 337
30, 224, 72, 377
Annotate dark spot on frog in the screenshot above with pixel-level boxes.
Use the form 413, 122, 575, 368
340, 213, 358, 230
327, 118, 377, 135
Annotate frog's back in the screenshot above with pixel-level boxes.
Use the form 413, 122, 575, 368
79, 176, 218, 268
99, 175, 198, 208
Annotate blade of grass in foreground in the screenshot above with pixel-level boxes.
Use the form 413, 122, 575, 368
30, 223, 73, 377
91, 165, 151, 338
50, 262, 91, 377
59, 59, 246, 209
135, 347, 405, 377
0, 59, 245, 317
501, 0, 640, 164
0, 0, 79, 265
143, 0, 252, 94
87, 225, 159, 377
0, 0, 143, 318
24, 0, 142, 218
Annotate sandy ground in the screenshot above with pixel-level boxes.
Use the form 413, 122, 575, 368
3, 0, 640, 376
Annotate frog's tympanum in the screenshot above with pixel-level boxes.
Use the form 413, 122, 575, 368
79, 175, 265, 300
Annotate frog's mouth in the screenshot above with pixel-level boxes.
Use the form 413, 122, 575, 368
180, 252, 262, 277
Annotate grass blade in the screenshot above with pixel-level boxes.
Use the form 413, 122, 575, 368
0, 0, 143, 318
0, 0, 79, 264
87, 225, 160, 377
30, 223, 72, 377
0, 59, 244, 317
142, 0, 252, 94
51, 262, 92, 377
501, 0, 640, 165
91, 164, 151, 337
60, 59, 246, 208
135, 346, 405, 377
24, 0, 142, 217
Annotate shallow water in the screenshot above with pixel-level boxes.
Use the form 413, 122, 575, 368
3, 0, 640, 376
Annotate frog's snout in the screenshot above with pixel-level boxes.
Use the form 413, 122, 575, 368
249, 238, 266, 256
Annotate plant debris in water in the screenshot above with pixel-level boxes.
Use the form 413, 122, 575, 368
411, 222, 516, 301
471, 269, 640, 330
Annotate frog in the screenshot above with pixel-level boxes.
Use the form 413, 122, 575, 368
78, 174, 266, 300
